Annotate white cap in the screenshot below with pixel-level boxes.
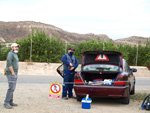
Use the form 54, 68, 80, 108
11, 43, 20, 48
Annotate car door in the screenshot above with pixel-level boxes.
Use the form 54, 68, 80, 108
57, 64, 63, 78
56, 64, 81, 78
125, 61, 135, 90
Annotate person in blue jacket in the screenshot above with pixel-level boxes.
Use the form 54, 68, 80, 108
61, 47, 78, 100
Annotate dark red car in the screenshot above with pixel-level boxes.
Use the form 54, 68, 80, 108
57, 51, 137, 104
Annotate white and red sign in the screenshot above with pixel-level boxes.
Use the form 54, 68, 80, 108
49, 82, 62, 99
95, 54, 109, 61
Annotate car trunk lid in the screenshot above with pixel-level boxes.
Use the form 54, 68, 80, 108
82, 51, 122, 68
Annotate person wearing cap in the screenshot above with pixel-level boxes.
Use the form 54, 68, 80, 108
4, 43, 19, 109
61, 47, 78, 100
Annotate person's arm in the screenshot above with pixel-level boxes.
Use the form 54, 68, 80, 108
9, 66, 15, 75
70, 57, 78, 70
61, 54, 73, 66
7, 52, 15, 75
73, 57, 78, 69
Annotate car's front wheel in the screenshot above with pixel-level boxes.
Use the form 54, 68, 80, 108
76, 95, 82, 101
130, 84, 135, 95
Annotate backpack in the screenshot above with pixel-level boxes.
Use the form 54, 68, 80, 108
141, 94, 150, 110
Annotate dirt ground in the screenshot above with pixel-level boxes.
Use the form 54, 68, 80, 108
0, 61, 150, 113
0, 83, 150, 113
1, 82, 150, 113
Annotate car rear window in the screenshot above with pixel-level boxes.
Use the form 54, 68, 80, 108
83, 64, 122, 72
84, 52, 121, 65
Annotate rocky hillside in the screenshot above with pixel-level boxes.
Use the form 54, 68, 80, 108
115, 36, 150, 46
0, 21, 149, 46
0, 21, 111, 43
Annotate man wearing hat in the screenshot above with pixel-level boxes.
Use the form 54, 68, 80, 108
61, 47, 78, 100
4, 43, 19, 109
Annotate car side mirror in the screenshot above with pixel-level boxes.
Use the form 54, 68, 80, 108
132, 68, 137, 72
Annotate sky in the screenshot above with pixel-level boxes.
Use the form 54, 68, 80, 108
0, 0, 150, 40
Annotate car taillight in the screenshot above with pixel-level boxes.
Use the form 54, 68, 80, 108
114, 81, 126, 85
74, 73, 84, 85
113, 74, 127, 86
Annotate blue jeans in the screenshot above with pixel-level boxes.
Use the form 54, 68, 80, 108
4, 74, 17, 104
62, 72, 75, 98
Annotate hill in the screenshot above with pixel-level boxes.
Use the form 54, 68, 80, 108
115, 36, 150, 46
0, 21, 149, 46
0, 21, 111, 43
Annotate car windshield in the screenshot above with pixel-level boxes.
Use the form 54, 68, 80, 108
83, 64, 122, 72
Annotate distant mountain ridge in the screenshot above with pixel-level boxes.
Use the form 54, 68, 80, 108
115, 36, 150, 46
0, 21, 110, 43
0, 21, 149, 46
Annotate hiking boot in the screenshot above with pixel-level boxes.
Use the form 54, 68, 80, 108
62, 97, 68, 100
3, 103, 13, 109
10, 103, 18, 106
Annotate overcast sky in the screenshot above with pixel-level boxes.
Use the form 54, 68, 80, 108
0, 0, 150, 40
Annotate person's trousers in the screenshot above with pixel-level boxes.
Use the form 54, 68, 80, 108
62, 72, 75, 98
4, 74, 17, 104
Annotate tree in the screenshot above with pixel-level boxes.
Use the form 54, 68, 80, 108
16, 29, 65, 63
0, 43, 10, 60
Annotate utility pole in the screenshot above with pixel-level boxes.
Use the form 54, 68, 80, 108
136, 43, 138, 66
149, 37, 150, 46
30, 38, 32, 62
65, 40, 67, 54
103, 42, 105, 51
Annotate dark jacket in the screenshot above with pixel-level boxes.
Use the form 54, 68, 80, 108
61, 53, 78, 73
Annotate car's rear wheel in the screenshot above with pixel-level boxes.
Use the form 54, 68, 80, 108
122, 93, 130, 104
76, 95, 82, 101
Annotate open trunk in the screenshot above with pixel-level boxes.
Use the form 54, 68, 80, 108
81, 72, 120, 86
79, 51, 123, 86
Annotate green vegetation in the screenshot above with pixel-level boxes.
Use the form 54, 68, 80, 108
131, 93, 149, 100
0, 43, 11, 60
0, 29, 150, 66
74, 39, 150, 66
16, 29, 65, 63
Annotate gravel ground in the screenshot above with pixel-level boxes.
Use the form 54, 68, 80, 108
0, 83, 150, 113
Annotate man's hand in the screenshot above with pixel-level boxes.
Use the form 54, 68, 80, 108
9, 66, 15, 75
69, 63, 73, 67
12, 72, 15, 75
70, 67, 75, 71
